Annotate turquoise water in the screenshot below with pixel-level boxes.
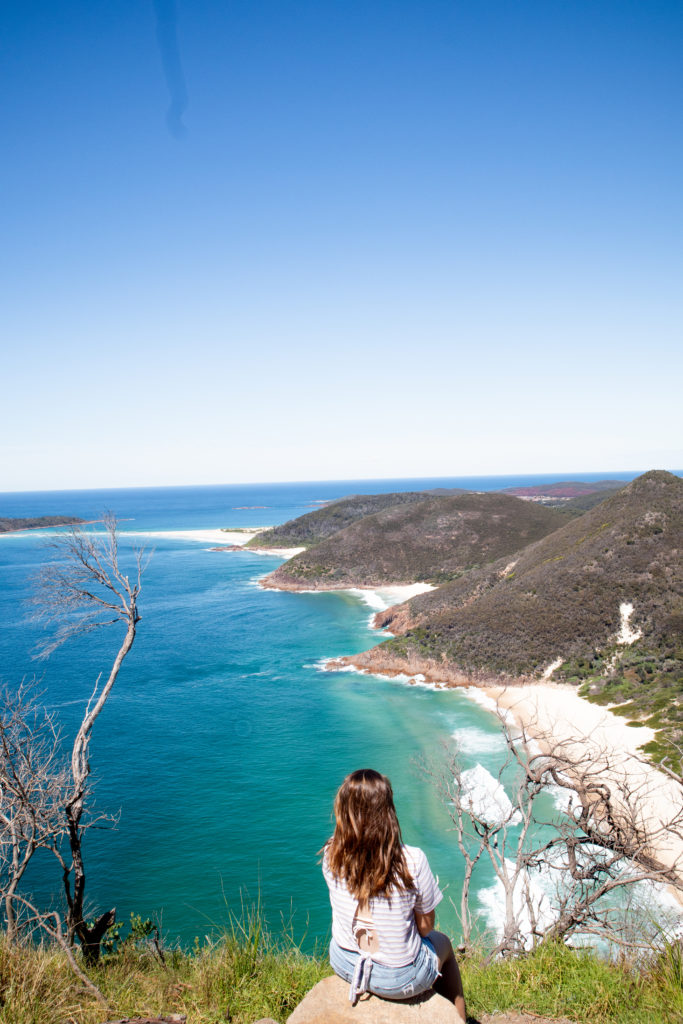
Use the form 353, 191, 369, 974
0, 475, 642, 948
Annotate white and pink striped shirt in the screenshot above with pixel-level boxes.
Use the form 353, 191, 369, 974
323, 844, 443, 967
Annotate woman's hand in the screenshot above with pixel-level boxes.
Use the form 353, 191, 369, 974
414, 909, 435, 936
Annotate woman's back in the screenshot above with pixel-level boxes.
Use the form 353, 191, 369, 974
323, 843, 442, 967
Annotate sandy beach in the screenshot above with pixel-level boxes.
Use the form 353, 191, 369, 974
345, 582, 434, 611
124, 528, 273, 546
479, 682, 683, 883
133, 528, 263, 544
245, 544, 306, 557
262, 580, 434, 605
121, 529, 307, 559
325, 644, 683, 894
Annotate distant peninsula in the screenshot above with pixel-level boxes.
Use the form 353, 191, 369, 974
0, 515, 85, 534
502, 479, 627, 510
260, 492, 572, 590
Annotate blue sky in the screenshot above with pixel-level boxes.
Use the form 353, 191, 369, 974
3, 0, 682, 489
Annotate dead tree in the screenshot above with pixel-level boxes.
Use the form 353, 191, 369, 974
0, 683, 69, 941
29, 514, 146, 963
430, 712, 683, 960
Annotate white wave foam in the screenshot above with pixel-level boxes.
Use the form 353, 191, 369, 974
459, 764, 520, 827
310, 658, 355, 673
478, 850, 683, 948
461, 687, 517, 728
546, 783, 573, 814
347, 583, 434, 612
451, 727, 508, 756
478, 857, 555, 943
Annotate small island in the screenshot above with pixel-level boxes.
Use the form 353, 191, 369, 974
0, 515, 85, 534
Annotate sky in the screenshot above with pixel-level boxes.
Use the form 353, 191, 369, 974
2, 0, 682, 490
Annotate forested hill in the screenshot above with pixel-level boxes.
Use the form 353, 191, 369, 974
246, 489, 468, 549
262, 493, 571, 589
0, 515, 85, 534
348, 471, 682, 762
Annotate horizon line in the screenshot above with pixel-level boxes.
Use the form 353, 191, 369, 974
2, 467, 681, 497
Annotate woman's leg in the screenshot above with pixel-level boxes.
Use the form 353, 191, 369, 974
427, 931, 466, 1021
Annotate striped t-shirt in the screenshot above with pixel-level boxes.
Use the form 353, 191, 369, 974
322, 844, 443, 967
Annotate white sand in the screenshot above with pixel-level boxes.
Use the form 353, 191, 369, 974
263, 581, 435, 599
480, 682, 683, 878
141, 529, 305, 558
348, 582, 434, 612
245, 545, 306, 558
125, 528, 265, 545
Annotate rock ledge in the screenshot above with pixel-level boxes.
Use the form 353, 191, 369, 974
285, 975, 464, 1024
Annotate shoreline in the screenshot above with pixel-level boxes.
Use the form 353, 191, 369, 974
324, 650, 683, 891
260, 576, 435, 597
0, 517, 97, 536
258, 579, 434, 609
243, 545, 306, 558
121, 528, 273, 547
483, 682, 683, 898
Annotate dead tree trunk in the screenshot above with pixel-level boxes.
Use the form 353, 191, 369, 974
32, 515, 145, 963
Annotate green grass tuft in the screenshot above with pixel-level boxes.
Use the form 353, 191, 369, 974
462, 940, 683, 1024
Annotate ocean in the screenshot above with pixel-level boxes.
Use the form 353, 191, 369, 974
0, 473, 649, 949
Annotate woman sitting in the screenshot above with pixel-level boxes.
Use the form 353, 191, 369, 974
321, 768, 466, 1021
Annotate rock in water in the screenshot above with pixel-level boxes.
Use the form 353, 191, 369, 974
286, 975, 464, 1024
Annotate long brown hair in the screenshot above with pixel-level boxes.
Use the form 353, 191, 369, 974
323, 769, 414, 901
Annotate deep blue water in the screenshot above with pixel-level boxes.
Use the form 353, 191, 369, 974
0, 473, 649, 949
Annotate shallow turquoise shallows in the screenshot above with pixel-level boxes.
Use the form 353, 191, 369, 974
0, 476, 640, 949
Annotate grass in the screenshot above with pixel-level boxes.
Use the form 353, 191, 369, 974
0, 914, 330, 1024
3, 924, 683, 1024
463, 940, 683, 1024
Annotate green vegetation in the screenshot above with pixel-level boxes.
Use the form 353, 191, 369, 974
245, 491, 446, 549
4, 929, 683, 1023
0, 515, 85, 533
463, 939, 683, 1024
265, 492, 570, 589
0, 916, 328, 1024
563, 487, 627, 512
570, 640, 683, 766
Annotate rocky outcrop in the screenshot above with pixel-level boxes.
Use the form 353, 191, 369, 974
328, 649, 526, 690
285, 975, 464, 1024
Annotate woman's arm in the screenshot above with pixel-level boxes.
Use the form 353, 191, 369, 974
414, 909, 435, 936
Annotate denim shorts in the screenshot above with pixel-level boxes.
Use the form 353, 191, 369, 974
329, 936, 440, 1000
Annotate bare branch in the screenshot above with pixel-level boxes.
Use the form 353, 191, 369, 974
0, 681, 69, 941
31, 514, 143, 658
2, 517, 147, 963
425, 703, 683, 959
